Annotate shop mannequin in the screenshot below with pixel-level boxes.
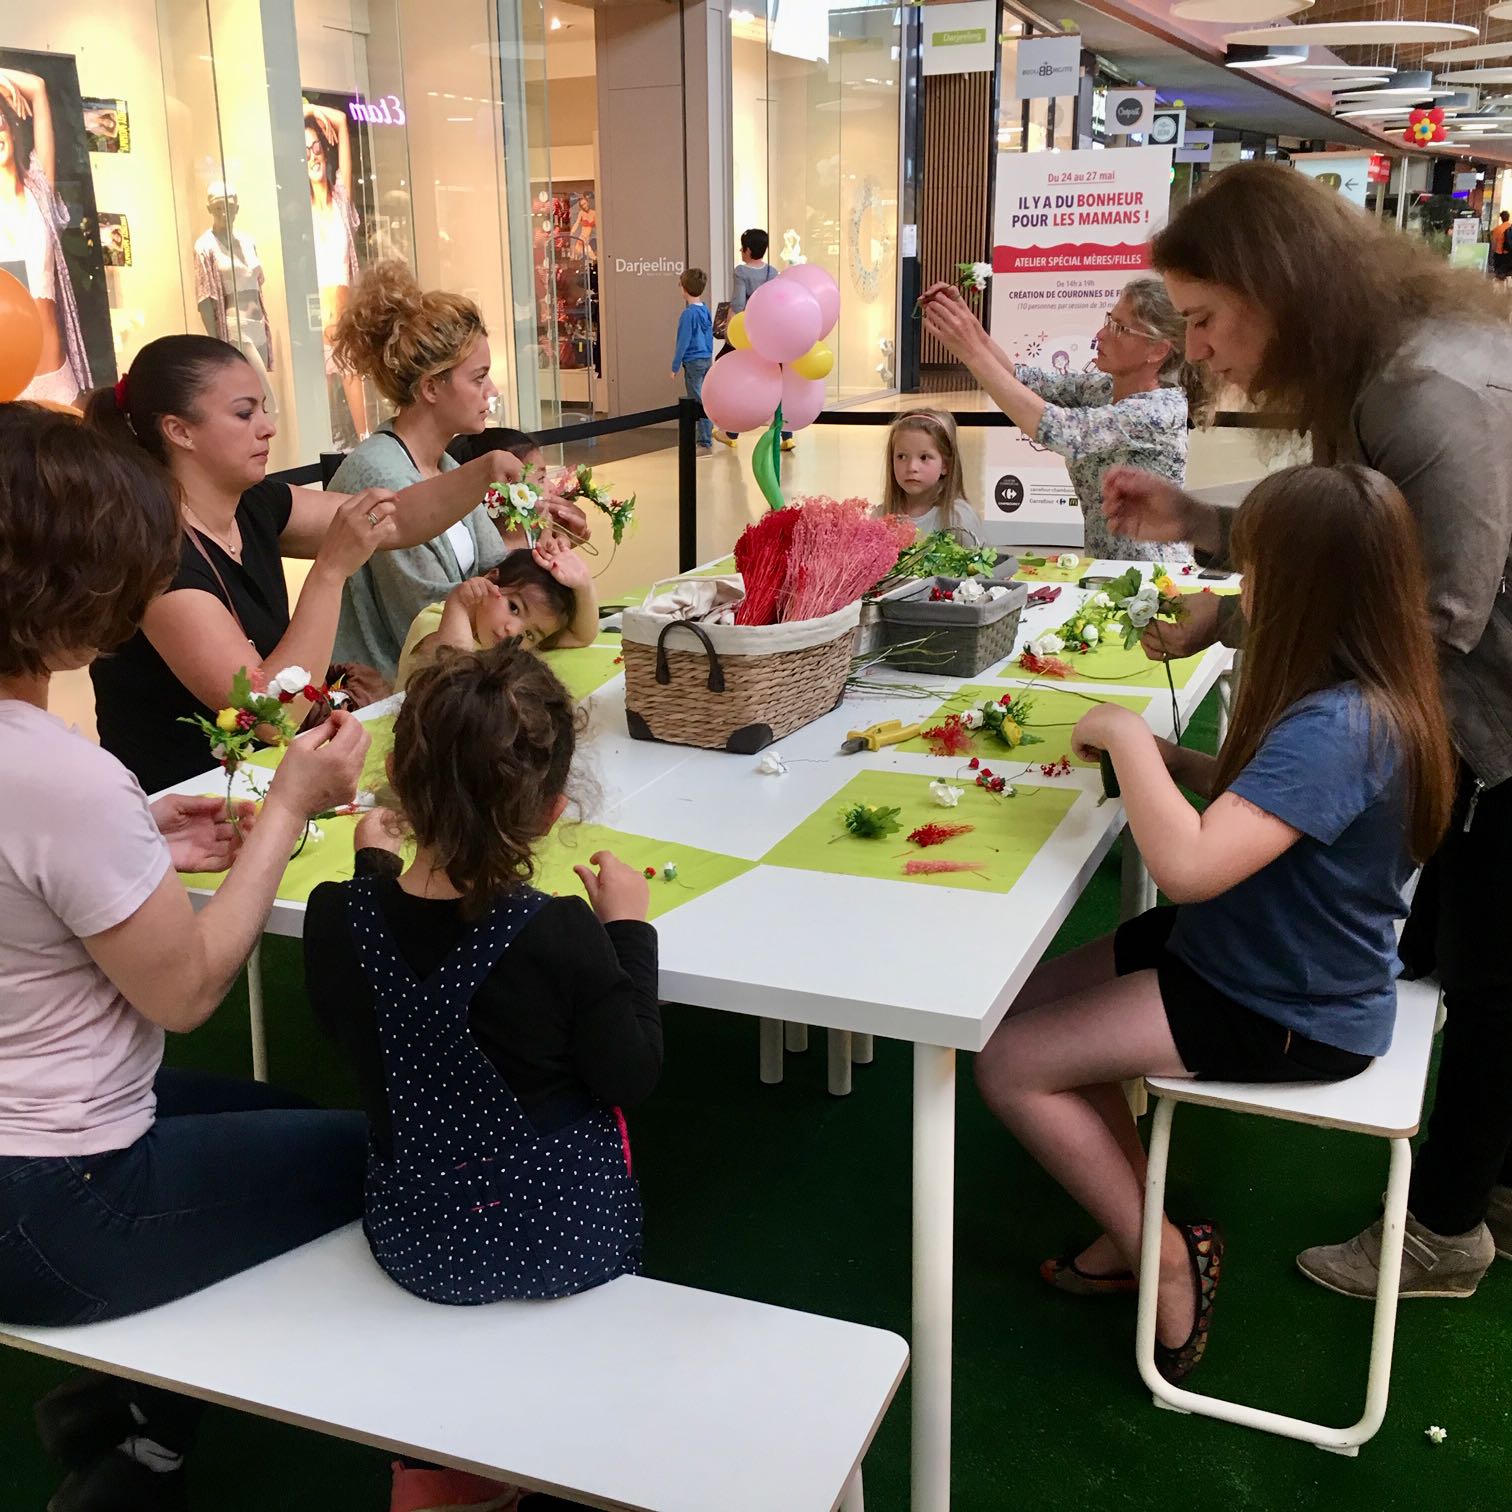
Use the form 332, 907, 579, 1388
193, 183, 272, 369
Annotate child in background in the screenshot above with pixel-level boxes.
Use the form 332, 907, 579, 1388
881, 409, 981, 541
446, 426, 591, 544
305, 644, 658, 1512
973, 464, 1455, 1387
671, 268, 715, 457
713, 229, 793, 452
394, 537, 599, 691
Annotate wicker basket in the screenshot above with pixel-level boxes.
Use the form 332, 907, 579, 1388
854, 556, 1020, 658
622, 584, 861, 753
877, 577, 1029, 677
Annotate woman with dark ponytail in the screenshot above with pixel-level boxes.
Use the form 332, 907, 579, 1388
84, 334, 527, 794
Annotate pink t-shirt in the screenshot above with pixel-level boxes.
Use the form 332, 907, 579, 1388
0, 701, 171, 1155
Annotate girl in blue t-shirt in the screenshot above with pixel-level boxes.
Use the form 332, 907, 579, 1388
974, 463, 1455, 1385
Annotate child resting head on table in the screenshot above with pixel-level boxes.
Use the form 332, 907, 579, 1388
394, 534, 599, 691
971, 462, 1456, 1390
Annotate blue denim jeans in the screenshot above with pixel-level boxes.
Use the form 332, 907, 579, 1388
681, 358, 713, 448
0, 1067, 366, 1328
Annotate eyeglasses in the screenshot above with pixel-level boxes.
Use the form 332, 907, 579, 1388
1100, 313, 1157, 340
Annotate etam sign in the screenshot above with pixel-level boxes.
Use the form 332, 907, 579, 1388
348, 94, 407, 126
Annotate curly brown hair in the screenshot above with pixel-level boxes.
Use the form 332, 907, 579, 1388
331, 260, 487, 409
0, 403, 181, 679
1150, 163, 1504, 457
389, 641, 582, 918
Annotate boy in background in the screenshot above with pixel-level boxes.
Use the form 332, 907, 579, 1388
671, 267, 715, 458
714, 228, 794, 452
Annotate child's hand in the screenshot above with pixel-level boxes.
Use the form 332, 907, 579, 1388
533, 532, 592, 591
1071, 703, 1141, 764
445, 576, 502, 615
573, 850, 650, 924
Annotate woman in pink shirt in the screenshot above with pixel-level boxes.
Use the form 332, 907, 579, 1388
0, 404, 369, 1511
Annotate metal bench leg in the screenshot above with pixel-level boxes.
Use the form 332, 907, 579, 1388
1136, 1098, 1411, 1454
828, 1030, 853, 1096
759, 1019, 784, 1084
840, 1466, 865, 1512
785, 1022, 810, 1054
247, 943, 268, 1084
851, 1032, 874, 1065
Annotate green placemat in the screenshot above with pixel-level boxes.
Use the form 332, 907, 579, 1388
1178, 582, 1241, 597
178, 813, 371, 903
603, 555, 738, 609
899, 685, 1152, 767
1006, 637, 1204, 690
1013, 553, 1090, 584
761, 768, 1079, 894
541, 641, 625, 701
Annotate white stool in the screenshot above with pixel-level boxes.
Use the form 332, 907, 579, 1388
1135, 978, 1439, 1455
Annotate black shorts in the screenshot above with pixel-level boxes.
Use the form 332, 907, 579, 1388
1114, 907, 1373, 1083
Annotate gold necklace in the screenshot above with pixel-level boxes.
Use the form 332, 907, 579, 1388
183, 505, 242, 560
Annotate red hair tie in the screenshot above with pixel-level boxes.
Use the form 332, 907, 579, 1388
114, 374, 130, 412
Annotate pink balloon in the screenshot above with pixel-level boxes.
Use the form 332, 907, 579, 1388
744, 279, 822, 365
701, 349, 783, 434
780, 369, 827, 431
780, 264, 841, 338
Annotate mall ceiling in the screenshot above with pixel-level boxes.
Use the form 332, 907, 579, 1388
1301, 0, 1512, 66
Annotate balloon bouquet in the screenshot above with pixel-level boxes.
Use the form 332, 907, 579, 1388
699, 263, 841, 510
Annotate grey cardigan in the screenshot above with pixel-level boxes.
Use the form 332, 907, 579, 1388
1213, 320, 1512, 789
331, 427, 507, 682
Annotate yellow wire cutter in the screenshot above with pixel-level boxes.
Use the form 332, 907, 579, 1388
841, 719, 923, 754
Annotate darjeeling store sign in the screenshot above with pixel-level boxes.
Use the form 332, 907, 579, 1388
980, 147, 1172, 543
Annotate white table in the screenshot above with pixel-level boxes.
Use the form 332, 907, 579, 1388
162, 559, 1236, 1510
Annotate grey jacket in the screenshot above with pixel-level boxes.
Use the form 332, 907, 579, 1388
1215, 320, 1512, 789
330, 427, 507, 682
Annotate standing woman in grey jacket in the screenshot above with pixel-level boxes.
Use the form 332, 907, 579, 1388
1102, 163, 1512, 1301
329, 264, 585, 681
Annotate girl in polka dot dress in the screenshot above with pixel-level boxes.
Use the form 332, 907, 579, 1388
304, 641, 661, 1313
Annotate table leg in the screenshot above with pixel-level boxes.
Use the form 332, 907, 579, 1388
852, 1033, 875, 1066
828, 1030, 853, 1097
759, 1019, 784, 1084
785, 1022, 810, 1054
1217, 669, 1233, 749
1119, 829, 1156, 921
912, 1043, 955, 1512
247, 944, 268, 1084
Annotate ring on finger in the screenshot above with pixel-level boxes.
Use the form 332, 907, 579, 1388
366, 510, 380, 526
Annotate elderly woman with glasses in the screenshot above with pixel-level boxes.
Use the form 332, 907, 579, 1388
920, 275, 1200, 561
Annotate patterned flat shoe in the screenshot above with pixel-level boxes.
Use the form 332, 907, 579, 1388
1155, 1220, 1224, 1385
1040, 1254, 1138, 1296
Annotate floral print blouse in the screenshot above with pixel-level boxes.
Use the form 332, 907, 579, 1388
1014, 367, 1191, 563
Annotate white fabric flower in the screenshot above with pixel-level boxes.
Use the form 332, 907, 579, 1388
355, 790, 377, 810
959, 708, 984, 730
1056, 552, 1079, 569
210, 742, 228, 761
1122, 597, 1155, 629
971, 261, 992, 287
955, 577, 986, 603
758, 750, 788, 775
1081, 623, 1099, 645
929, 780, 963, 808
1030, 632, 1065, 656
1426, 1425, 1448, 1445
271, 666, 312, 696
1092, 592, 1113, 609
507, 482, 538, 512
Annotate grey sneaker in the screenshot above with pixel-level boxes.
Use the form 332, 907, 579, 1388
1297, 1211, 1494, 1300
1488, 1185, 1512, 1262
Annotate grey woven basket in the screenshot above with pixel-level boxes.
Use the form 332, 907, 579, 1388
854, 556, 1019, 659
877, 577, 1029, 677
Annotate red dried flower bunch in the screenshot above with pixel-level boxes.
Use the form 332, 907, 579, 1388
1039, 756, 1073, 778
921, 713, 975, 757
907, 822, 974, 848
1018, 650, 1073, 678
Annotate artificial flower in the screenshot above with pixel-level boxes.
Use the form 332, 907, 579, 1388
758, 750, 788, 776
662, 862, 679, 882
929, 780, 963, 808
1426, 1426, 1448, 1445
1030, 632, 1065, 657
841, 802, 903, 840
959, 709, 984, 731
1082, 623, 1099, 645
508, 482, 537, 512
1092, 592, 1112, 609
1056, 552, 1079, 569
271, 666, 313, 697
215, 707, 239, 733
956, 576, 986, 603
1121, 593, 1156, 629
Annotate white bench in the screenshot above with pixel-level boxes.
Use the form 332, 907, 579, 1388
0, 1226, 907, 1511
1134, 976, 1440, 1455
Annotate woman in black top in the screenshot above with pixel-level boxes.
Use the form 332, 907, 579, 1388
85, 335, 527, 794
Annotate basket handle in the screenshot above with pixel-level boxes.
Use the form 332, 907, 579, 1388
655, 620, 726, 692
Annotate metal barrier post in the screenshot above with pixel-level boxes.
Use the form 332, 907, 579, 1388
678, 397, 698, 572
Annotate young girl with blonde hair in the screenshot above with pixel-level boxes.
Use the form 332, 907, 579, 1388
881, 408, 980, 541
975, 463, 1454, 1386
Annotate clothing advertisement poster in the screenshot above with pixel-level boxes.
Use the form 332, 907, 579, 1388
81, 97, 129, 153
981, 145, 1172, 543
0, 48, 114, 400
98, 212, 130, 266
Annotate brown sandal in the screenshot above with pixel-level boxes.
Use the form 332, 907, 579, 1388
1039, 1253, 1138, 1296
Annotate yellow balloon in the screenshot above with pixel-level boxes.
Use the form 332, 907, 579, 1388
727, 311, 750, 350
792, 342, 834, 382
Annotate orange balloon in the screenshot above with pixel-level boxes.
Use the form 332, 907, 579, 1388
0, 270, 43, 402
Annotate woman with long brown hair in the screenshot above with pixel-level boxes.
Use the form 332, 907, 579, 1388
974, 464, 1455, 1385
1103, 162, 1512, 1302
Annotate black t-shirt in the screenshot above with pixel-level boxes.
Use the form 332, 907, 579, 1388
304, 853, 663, 1156
92, 481, 294, 795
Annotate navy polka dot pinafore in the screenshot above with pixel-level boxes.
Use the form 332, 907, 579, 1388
347, 878, 643, 1304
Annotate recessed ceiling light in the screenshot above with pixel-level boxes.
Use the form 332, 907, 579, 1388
1224, 20, 1477, 45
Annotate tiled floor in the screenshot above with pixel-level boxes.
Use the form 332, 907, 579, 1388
48, 392, 1285, 746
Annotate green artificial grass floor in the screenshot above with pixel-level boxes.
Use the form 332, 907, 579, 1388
4, 692, 1509, 1510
